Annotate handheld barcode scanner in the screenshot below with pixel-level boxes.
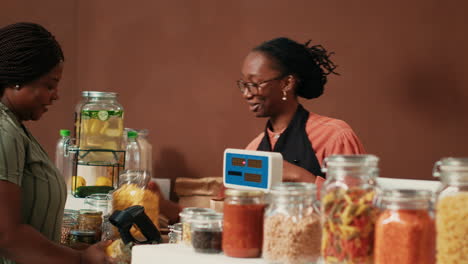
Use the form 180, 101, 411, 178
223, 148, 283, 191
109, 205, 162, 245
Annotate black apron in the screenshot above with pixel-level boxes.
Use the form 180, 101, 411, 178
257, 104, 325, 178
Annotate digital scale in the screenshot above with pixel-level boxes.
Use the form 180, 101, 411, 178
223, 148, 283, 191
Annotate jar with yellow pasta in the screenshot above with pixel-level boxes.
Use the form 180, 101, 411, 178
112, 170, 159, 241
433, 157, 468, 264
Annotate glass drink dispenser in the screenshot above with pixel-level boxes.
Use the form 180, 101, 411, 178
65, 91, 125, 197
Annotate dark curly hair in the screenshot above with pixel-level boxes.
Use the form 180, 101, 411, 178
253, 37, 338, 99
0, 22, 64, 96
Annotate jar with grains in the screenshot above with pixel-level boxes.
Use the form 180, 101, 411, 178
85, 193, 112, 217
78, 209, 103, 241
168, 223, 183, 244
179, 207, 215, 247
191, 212, 223, 254
222, 189, 265, 258
61, 209, 79, 245
263, 183, 321, 264
374, 189, 435, 264
433, 157, 468, 264
321, 154, 379, 264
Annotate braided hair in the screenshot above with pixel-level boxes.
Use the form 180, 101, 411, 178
0, 22, 64, 95
253, 37, 338, 99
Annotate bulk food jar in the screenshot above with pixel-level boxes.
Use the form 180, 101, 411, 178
190, 212, 223, 254
263, 183, 321, 264
179, 207, 215, 247
112, 170, 159, 240
222, 189, 265, 258
433, 157, 468, 264
320, 154, 379, 264
374, 189, 435, 264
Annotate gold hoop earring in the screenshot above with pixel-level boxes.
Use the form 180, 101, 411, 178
282, 90, 287, 101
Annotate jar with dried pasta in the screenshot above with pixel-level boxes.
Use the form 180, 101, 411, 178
263, 183, 321, 264
433, 157, 468, 264
321, 154, 379, 264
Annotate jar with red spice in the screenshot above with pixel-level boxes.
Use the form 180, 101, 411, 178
321, 154, 379, 264
374, 189, 435, 264
222, 189, 265, 258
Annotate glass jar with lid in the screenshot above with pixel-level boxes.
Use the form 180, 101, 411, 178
320, 154, 379, 264
69, 230, 97, 249
78, 209, 103, 241
222, 189, 265, 258
263, 183, 321, 264
191, 212, 223, 254
374, 189, 435, 264
433, 157, 468, 263
168, 223, 183, 244
84, 193, 112, 217
79, 91, 124, 161
112, 170, 159, 241
179, 207, 215, 246
61, 209, 79, 245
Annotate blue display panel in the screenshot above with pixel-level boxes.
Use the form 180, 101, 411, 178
225, 153, 269, 189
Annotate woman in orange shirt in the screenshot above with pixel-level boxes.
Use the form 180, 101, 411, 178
238, 37, 365, 187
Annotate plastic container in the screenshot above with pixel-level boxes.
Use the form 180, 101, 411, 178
374, 189, 435, 264
263, 183, 321, 264
123, 128, 153, 177
125, 131, 141, 171
222, 189, 265, 258
433, 157, 468, 263
191, 212, 223, 254
55, 129, 73, 193
320, 154, 379, 264
179, 207, 215, 247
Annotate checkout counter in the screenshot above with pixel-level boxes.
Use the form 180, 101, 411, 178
65, 177, 439, 264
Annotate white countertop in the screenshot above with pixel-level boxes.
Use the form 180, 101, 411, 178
132, 244, 268, 264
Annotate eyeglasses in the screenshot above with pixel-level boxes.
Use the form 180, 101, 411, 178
236, 75, 285, 95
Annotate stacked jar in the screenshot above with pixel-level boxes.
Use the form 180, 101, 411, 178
320, 154, 379, 264
78, 209, 103, 241
374, 189, 435, 264
433, 157, 468, 264
61, 209, 79, 245
222, 189, 265, 258
263, 183, 321, 264
179, 208, 215, 247
190, 212, 223, 254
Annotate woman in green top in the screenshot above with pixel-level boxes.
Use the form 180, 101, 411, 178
0, 22, 113, 264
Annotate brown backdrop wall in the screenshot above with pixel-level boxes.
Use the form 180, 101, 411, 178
3, 1, 468, 187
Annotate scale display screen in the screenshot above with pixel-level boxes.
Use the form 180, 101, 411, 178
224, 149, 283, 191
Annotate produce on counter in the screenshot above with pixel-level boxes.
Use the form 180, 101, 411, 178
436, 192, 468, 264
321, 188, 377, 264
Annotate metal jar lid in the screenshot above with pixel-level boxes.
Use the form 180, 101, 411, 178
70, 230, 96, 237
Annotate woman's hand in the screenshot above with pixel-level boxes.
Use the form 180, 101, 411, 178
282, 160, 316, 183
80, 240, 115, 264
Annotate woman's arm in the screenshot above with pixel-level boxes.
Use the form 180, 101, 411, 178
282, 160, 316, 183
0, 180, 112, 264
